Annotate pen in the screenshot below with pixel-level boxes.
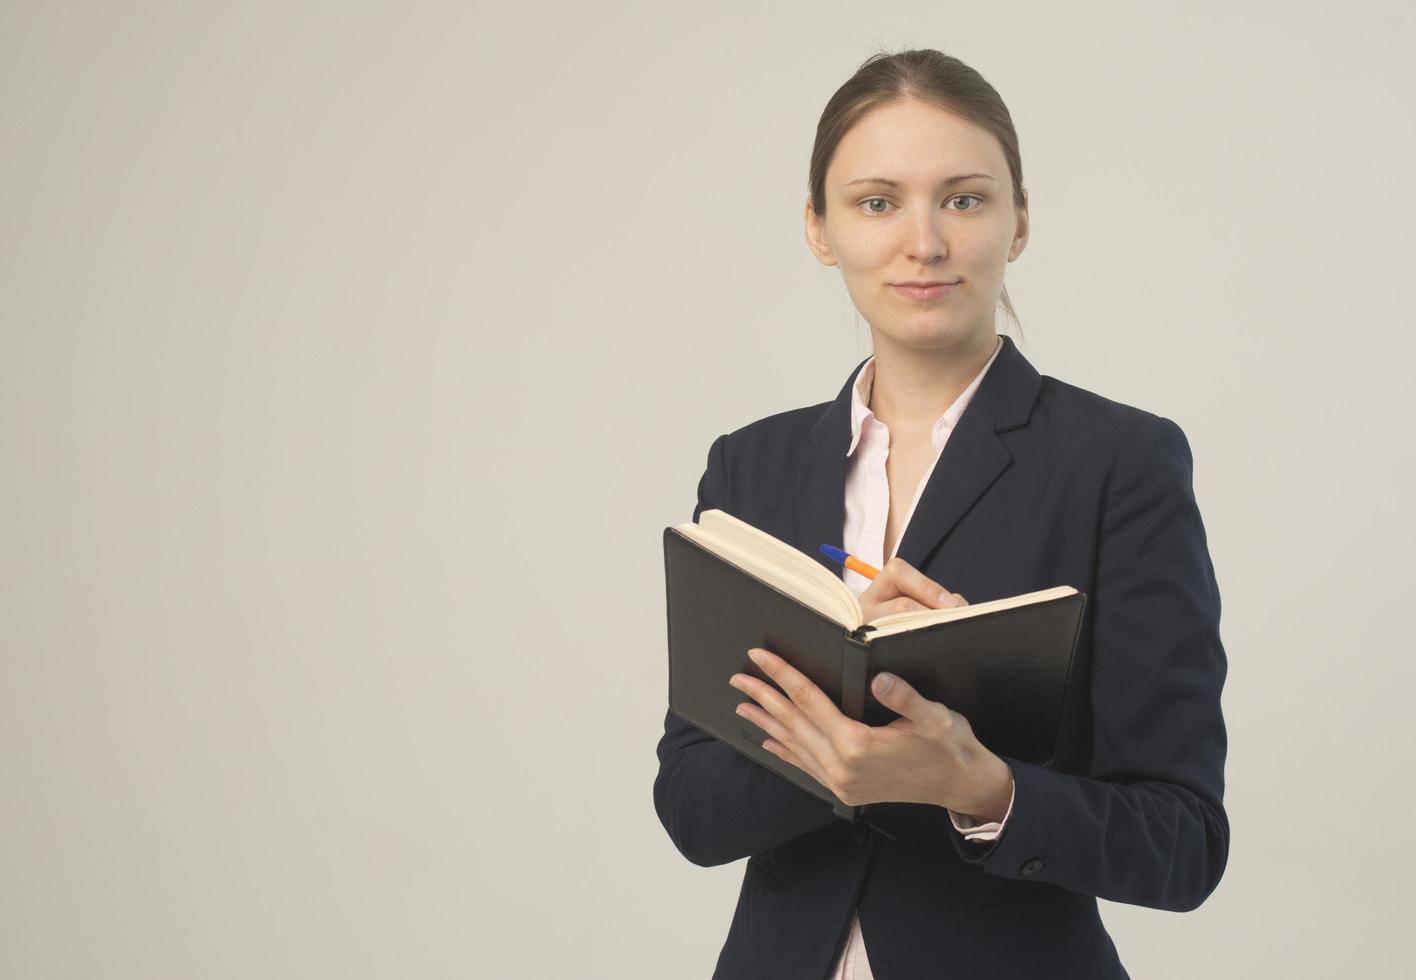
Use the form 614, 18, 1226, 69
819, 544, 880, 580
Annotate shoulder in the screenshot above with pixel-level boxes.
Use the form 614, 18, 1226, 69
1034, 377, 1200, 525
697, 401, 832, 506
716, 401, 831, 463
690, 400, 833, 521
1026, 375, 1199, 517
1037, 374, 1192, 455
1037, 374, 1161, 437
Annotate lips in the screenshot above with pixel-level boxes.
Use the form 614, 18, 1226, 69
891, 281, 960, 301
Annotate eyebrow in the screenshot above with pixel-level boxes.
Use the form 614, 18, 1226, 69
844, 173, 996, 188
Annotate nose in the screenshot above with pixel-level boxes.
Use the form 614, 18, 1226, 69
906, 207, 948, 266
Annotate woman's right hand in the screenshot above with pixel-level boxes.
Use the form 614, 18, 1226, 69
858, 557, 968, 623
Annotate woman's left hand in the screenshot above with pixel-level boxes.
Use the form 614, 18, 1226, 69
729, 647, 1013, 819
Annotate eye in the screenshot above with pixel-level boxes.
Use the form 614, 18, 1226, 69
857, 194, 984, 216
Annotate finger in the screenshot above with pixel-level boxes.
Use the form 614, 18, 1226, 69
741, 648, 847, 760
731, 675, 838, 782
879, 595, 932, 616
733, 698, 795, 751
880, 557, 963, 608
760, 737, 822, 785
880, 593, 966, 615
871, 670, 951, 729
734, 701, 829, 780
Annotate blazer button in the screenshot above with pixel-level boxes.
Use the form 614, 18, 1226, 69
1020, 858, 1044, 876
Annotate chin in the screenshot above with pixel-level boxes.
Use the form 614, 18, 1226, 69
879, 319, 989, 352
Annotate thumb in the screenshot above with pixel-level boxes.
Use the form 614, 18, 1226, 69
873, 674, 957, 736
872, 672, 938, 720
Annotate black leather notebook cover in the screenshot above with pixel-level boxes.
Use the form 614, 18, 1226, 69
663, 526, 1086, 821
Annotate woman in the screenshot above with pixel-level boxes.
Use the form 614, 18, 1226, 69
653, 49, 1228, 980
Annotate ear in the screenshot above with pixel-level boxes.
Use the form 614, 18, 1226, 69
1007, 189, 1030, 262
803, 195, 837, 267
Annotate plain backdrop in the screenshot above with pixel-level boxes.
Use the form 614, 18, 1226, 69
3, 1, 1414, 976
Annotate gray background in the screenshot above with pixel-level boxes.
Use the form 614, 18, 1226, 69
3, 1, 1413, 976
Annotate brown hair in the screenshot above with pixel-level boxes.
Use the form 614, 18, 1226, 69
809, 49, 1027, 336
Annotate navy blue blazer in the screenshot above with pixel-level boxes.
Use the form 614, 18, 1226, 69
652, 335, 1229, 979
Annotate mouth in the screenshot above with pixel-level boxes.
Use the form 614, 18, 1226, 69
890, 280, 961, 301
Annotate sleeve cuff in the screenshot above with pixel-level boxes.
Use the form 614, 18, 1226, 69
948, 774, 1016, 843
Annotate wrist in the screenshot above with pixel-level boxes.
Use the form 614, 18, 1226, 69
950, 752, 1014, 823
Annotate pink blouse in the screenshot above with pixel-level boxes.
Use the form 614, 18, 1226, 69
830, 336, 1016, 979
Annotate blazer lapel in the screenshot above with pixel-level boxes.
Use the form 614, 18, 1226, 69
895, 335, 1042, 569
791, 356, 868, 577
792, 336, 1043, 576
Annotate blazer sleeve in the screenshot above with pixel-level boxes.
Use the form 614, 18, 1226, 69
946, 415, 1231, 912
652, 433, 839, 867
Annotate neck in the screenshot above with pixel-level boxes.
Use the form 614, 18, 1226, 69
867, 329, 1000, 431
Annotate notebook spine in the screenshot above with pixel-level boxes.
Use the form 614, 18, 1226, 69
840, 627, 873, 722
830, 628, 875, 821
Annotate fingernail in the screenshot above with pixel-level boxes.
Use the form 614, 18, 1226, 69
939, 588, 955, 606
875, 673, 895, 693
747, 649, 762, 664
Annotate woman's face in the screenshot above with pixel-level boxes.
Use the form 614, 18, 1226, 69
805, 98, 1028, 355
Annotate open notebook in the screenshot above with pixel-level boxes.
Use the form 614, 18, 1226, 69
663, 508, 1088, 820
